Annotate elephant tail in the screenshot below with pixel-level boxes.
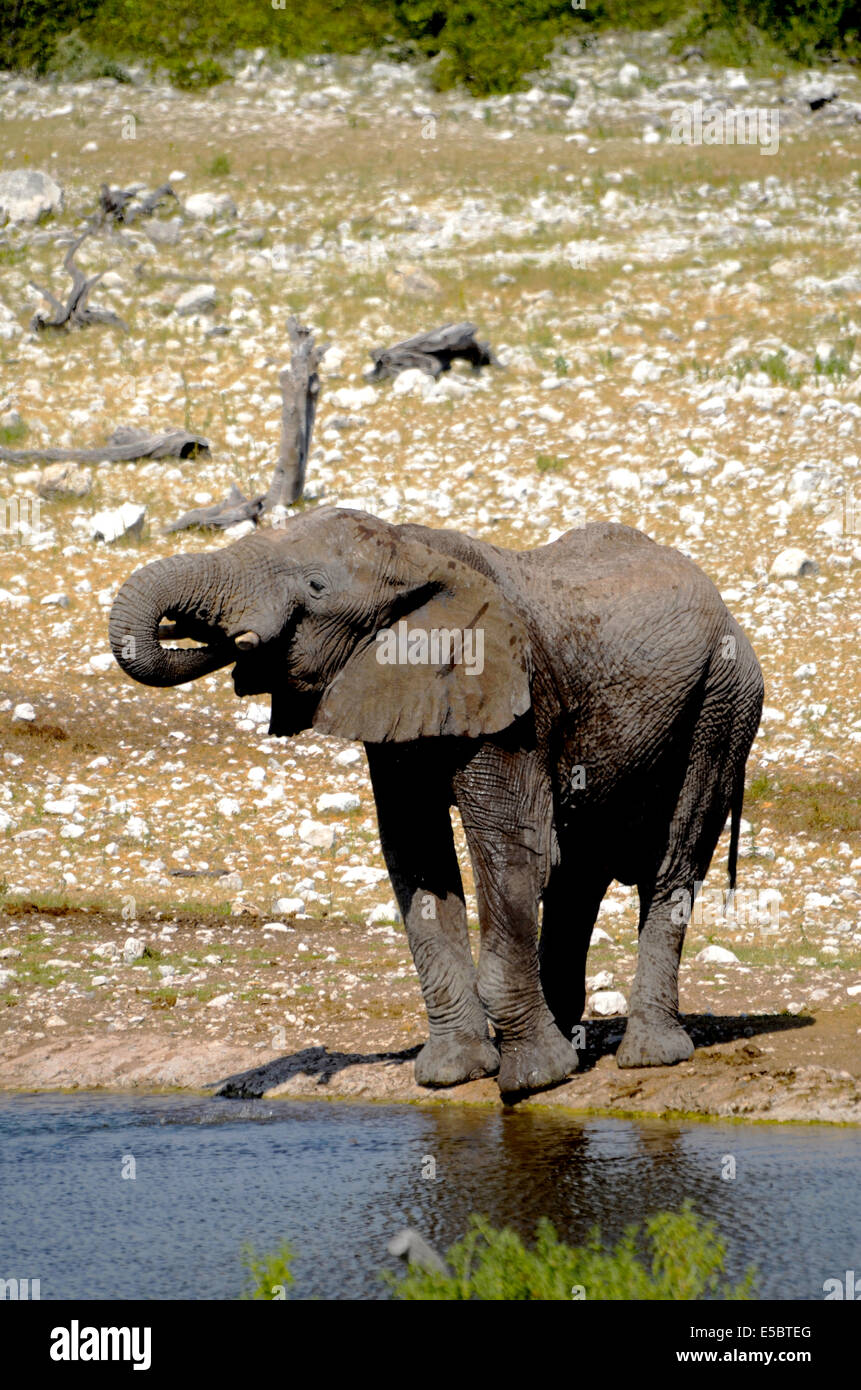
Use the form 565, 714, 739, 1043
726, 776, 745, 895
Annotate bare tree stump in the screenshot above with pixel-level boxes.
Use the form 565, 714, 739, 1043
164, 319, 323, 532
369, 322, 498, 381
263, 318, 323, 510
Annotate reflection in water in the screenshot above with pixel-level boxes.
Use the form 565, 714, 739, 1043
0, 1095, 858, 1300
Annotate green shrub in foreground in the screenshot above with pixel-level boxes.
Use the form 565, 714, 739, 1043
385, 1204, 757, 1300
239, 1240, 294, 1300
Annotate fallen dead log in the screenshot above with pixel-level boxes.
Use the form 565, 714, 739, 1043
164, 485, 264, 535
29, 225, 126, 333
0, 426, 209, 466
368, 321, 497, 381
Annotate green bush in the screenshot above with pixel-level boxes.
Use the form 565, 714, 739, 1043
385, 1204, 757, 1300
676, 1, 861, 66
1, 0, 859, 92
239, 1239, 294, 1300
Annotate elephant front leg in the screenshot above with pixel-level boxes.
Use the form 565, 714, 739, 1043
366, 745, 499, 1087
455, 752, 579, 1096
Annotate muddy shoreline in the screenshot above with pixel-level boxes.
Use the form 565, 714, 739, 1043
2, 906, 859, 1124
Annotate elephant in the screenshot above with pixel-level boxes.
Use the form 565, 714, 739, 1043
109, 507, 764, 1095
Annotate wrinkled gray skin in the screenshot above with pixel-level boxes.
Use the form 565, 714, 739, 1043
110, 508, 764, 1095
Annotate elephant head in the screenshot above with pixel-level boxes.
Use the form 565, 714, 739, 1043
110, 508, 532, 742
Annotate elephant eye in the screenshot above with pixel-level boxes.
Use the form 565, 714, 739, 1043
306, 570, 329, 598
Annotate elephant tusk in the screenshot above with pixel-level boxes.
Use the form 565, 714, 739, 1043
235, 630, 261, 651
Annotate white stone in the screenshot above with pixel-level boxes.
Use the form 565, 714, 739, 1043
330, 385, 378, 410
298, 819, 337, 851
391, 369, 435, 399
123, 936, 146, 964
696, 944, 739, 964
631, 358, 663, 384
39, 462, 92, 498
320, 345, 345, 374
606, 466, 641, 494
589, 989, 627, 1016
124, 816, 149, 841
587, 969, 615, 991
769, 548, 818, 579
0, 169, 63, 224
175, 283, 217, 316
335, 748, 362, 767
184, 192, 236, 220
12, 703, 36, 722
91, 503, 146, 544
804, 892, 833, 910
88, 653, 115, 674
367, 901, 401, 925
44, 797, 77, 815
316, 792, 360, 814
272, 898, 305, 917
217, 797, 242, 817
618, 63, 640, 87
339, 866, 388, 885
697, 395, 727, 415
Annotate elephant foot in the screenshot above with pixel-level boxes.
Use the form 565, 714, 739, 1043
414, 1034, 500, 1088
616, 1013, 694, 1069
497, 1023, 579, 1097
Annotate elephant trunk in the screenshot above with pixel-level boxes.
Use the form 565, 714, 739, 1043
109, 552, 239, 688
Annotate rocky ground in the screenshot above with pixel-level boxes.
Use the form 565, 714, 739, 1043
0, 30, 859, 1118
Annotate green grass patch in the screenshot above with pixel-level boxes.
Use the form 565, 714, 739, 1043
746, 771, 861, 837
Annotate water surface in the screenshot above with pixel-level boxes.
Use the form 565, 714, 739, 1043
1, 1094, 858, 1299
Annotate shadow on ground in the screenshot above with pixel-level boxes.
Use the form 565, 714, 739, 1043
215, 1043, 423, 1098
213, 1012, 813, 1100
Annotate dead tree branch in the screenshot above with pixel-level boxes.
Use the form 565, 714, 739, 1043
29, 225, 127, 333
368, 321, 498, 381
99, 182, 177, 225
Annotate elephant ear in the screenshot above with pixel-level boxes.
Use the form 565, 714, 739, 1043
313, 539, 532, 743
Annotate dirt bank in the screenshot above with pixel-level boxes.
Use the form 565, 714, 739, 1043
1, 907, 858, 1123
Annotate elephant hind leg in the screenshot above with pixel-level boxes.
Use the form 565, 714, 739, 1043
617, 724, 744, 1069
539, 852, 612, 1040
